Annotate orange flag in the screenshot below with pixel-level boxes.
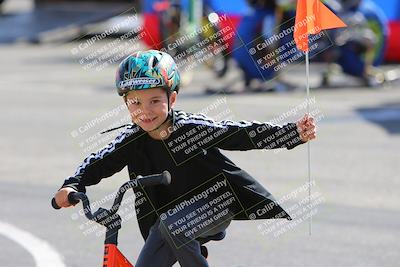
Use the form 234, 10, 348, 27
294, 0, 347, 52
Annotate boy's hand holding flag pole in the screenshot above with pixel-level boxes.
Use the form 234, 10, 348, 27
293, 0, 346, 234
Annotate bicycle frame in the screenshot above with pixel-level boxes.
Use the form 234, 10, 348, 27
103, 244, 133, 267
102, 210, 133, 267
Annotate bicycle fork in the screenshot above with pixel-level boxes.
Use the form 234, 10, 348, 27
102, 212, 134, 267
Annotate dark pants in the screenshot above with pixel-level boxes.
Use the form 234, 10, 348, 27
136, 197, 233, 267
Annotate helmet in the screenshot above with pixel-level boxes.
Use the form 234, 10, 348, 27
116, 50, 180, 96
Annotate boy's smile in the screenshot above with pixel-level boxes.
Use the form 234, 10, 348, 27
125, 88, 177, 139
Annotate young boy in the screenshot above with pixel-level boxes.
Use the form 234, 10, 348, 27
54, 50, 316, 267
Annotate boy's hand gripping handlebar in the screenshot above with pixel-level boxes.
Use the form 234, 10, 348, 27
51, 171, 171, 221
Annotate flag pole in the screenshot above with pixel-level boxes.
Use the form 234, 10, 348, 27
305, 50, 312, 236
294, 0, 347, 238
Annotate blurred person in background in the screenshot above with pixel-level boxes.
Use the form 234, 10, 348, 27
269, 0, 389, 87
0, 0, 4, 14
320, 0, 388, 87
236, 0, 389, 88
232, 0, 283, 92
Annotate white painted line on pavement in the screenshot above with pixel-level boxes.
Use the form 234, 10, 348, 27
0, 221, 66, 267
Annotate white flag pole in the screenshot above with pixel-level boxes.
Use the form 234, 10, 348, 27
305, 50, 312, 236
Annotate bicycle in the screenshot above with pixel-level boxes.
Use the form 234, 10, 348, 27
51, 171, 172, 267
51, 171, 225, 266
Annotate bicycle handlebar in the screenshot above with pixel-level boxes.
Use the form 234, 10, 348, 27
51, 171, 171, 222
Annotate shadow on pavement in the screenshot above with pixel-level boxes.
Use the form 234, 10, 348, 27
356, 102, 400, 134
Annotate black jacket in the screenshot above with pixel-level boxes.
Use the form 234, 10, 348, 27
62, 110, 304, 240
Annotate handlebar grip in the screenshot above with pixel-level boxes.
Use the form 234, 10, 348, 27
67, 192, 81, 206
51, 198, 61, 210
51, 192, 81, 210
138, 171, 171, 187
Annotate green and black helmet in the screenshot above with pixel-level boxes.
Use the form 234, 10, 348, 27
116, 50, 181, 96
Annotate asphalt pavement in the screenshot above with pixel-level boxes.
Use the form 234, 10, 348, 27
0, 40, 399, 267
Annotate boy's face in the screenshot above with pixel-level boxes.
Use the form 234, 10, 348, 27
125, 88, 176, 132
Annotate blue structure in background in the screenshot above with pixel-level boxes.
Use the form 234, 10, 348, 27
232, 6, 276, 82
369, 0, 400, 20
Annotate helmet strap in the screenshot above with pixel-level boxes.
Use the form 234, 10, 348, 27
147, 89, 172, 134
